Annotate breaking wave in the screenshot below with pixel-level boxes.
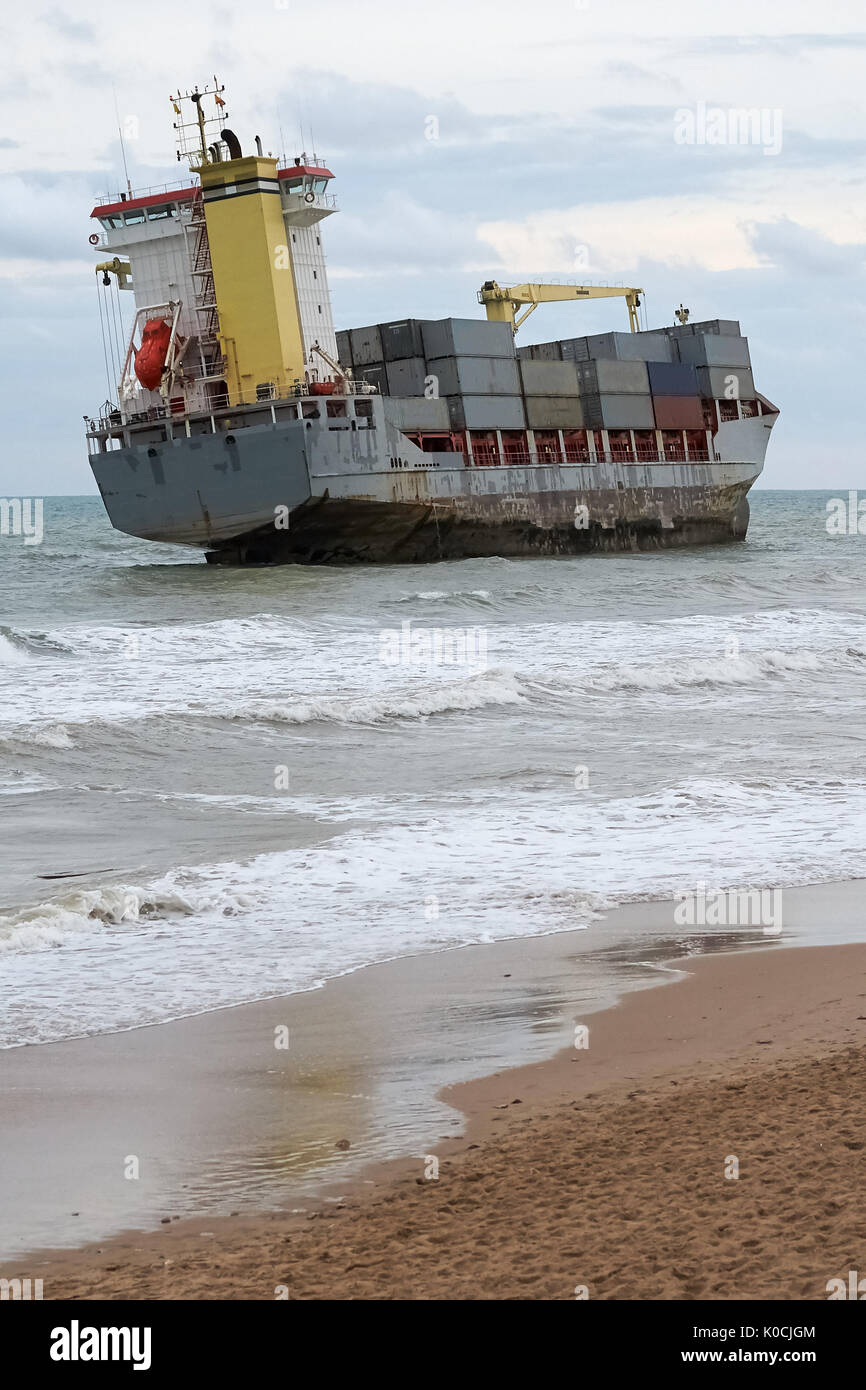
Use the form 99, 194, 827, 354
237, 666, 523, 726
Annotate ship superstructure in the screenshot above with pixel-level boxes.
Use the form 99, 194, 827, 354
85, 81, 778, 563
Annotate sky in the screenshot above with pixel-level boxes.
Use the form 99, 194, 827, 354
1, 1, 864, 493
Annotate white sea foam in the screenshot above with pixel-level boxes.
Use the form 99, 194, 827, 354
3, 775, 866, 1046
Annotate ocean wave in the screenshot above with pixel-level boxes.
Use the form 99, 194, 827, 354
234, 666, 524, 726
0, 724, 75, 751
574, 647, 831, 695
0, 625, 76, 658
0, 883, 202, 955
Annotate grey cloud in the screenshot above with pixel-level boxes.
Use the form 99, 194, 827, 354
41, 7, 97, 42
746, 216, 866, 277
672, 33, 866, 58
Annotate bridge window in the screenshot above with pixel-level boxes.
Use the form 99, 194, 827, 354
123, 209, 146, 225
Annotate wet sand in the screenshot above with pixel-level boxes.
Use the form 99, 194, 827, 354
2, 881, 866, 1299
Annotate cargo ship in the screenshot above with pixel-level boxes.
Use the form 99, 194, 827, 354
85, 82, 779, 564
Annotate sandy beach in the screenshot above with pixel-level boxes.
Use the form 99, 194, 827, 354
3, 882, 866, 1300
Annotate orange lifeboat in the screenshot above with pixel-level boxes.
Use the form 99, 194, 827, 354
134, 319, 173, 391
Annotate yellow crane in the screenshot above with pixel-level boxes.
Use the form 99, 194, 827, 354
477, 279, 644, 334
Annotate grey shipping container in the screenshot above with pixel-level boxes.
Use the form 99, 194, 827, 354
577, 359, 649, 395
559, 336, 589, 362
646, 360, 699, 397
696, 365, 756, 399
356, 363, 388, 394
446, 395, 526, 431
519, 360, 582, 397
531, 339, 566, 362
526, 397, 584, 429
686, 318, 741, 337
384, 396, 452, 431
379, 318, 426, 362
335, 329, 353, 366
421, 317, 515, 360
350, 324, 384, 366
516, 344, 535, 361
427, 355, 521, 397
385, 356, 428, 396
585, 331, 672, 364
596, 394, 655, 429
676, 334, 751, 369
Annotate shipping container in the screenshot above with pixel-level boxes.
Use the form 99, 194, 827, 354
421, 317, 515, 360
531, 339, 566, 362
383, 395, 451, 431
516, 344, 534, 361
686, 318, 741, 337
676, 334, 751, 369
695, 365, 755, 400
379, 318, 425, 362
525, 396, 584, 429
559, 336, 589, 362
427, 355, 521, 397
385, 356, 428, 396
335, 329, 353, 367
597, 394, 655, 429
585, 331, 672, 364
349, 324, 384, 366
355, 363, 388, 394
646, 360, 699, 397
577, 359, 649, 395
653, 395, 705, 429
519, 360, 581, 397
446, 395, 526, 430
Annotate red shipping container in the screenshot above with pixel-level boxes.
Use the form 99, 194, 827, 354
653, 395, 704, 429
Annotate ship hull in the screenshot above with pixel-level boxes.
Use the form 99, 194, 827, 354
88, 399, 774, 564
204, 482, 753, 564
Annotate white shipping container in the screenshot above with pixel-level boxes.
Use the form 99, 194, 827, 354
695, 365, 756, 399
384, 396, 452, 431
599, 394, 655, 429
421, 317, 515, 360
586, 331, 672, 363
594, 359, 650, 394
428, 355, 521, 396
447, 395, 526, 430
677, 335, 751, 369
519, 360, 582, 396
526, 397, 584, 429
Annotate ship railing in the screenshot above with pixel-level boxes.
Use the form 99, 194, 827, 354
282, 190, 339, 211
488, 448, 716, 467
94, 180, 197, 207
85, 382, 377, 450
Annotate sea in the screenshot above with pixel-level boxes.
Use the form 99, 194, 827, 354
1, 491, 864, 1051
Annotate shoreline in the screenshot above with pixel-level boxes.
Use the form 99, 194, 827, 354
3, 881, 866, 1297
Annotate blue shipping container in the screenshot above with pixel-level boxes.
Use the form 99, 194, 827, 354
646, 360, 698, 397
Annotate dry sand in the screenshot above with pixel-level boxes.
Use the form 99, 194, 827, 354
9, 940, 866, 1300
